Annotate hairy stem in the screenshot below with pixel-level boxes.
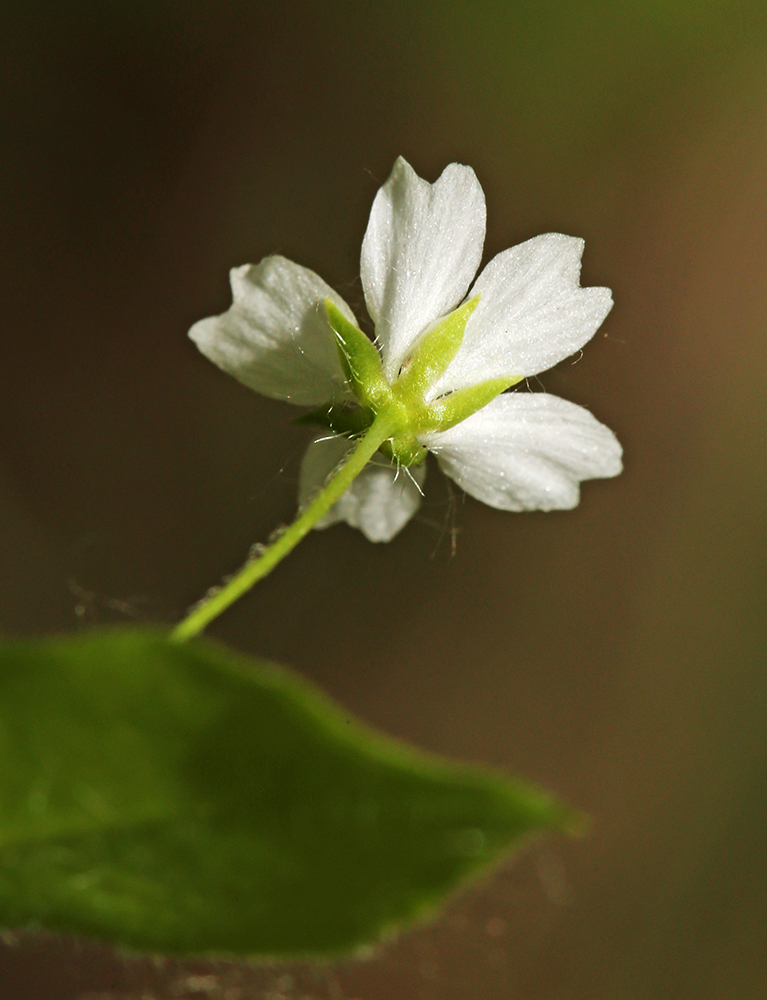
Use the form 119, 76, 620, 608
170, 413, 395, 642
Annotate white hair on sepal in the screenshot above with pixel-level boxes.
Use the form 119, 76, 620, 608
403, 464, 425, 497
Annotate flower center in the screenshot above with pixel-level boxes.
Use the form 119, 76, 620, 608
298, 298, 520, 467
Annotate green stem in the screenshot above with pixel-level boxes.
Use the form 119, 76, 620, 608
170, 413, 396, 643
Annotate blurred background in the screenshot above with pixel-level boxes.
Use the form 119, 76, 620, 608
2, 1, 766, 997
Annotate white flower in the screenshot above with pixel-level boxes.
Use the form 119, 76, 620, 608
189, 157, 622, 543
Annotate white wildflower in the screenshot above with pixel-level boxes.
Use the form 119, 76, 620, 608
189, 157, 622, 542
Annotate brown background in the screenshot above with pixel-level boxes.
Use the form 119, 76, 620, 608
1, 1, 766, 997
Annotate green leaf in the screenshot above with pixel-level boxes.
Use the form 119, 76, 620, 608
0, 629, 578, 958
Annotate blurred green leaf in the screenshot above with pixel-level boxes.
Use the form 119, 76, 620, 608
0, 629, 574, 957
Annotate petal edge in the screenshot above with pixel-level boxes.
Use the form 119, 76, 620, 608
189, 257, 355, 407
361, 158, 486, 378
430, 234, 613, 397
298, 434, 426, 542
423, 392, 622, 512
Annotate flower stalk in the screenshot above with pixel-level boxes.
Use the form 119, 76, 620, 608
170, 411, 397, 642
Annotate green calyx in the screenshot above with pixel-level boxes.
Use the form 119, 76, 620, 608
308, 298, 519, 466
325, 301, 391, 410
394, 295, 480, 398
294, 403, 375, 438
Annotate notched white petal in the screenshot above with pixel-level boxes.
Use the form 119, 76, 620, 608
298, 434, 426, 543
360, 157, 486, 379
422, 392, 622, 512
430, 234, 613, 397
189, 256, 356, 407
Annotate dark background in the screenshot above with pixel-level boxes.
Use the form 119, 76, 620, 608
2, 1, 767, 997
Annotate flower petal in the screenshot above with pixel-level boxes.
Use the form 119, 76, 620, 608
189, 256, 355, 407
298, 434, 426, 543
360, 157, 486, 379
429, 235, 613, 397
422, 392, 622, 511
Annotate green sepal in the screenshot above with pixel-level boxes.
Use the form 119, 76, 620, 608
294, 403, 375, 437
394, 296, 480, 400
325, 300, 391, 409
423, 377, 523, 433
379, 435, 428, 467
